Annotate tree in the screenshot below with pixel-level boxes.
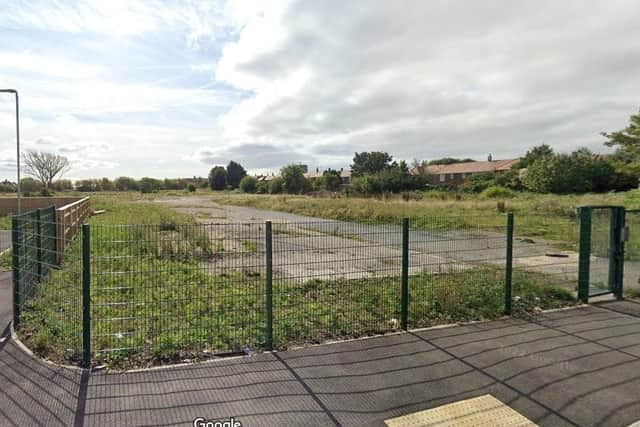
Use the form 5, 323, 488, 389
20, 177, 42, 193
139, 177, 162, 193
208, 166, 227, 191
0, 180, 16, 192
239, 175, 258, 193
226, 161, 247, 189
602, 108, 640, 148
351, 152, 394, 176
51, 179, 74, 191
115, 176, 139, 191
322, 170, 342, 191
100, 177, 115, 191
23, 150, 70, 189
521, 148, 621, 194
281, 164, 310, 194
517, 144, 554, 169
269, 177, 283, 194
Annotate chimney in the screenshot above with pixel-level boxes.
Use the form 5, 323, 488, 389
488, 153, 493, 162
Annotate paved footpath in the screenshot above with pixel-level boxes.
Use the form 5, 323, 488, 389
2, 271, 640, 426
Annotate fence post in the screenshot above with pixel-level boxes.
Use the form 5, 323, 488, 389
82, 224, 91, 368
36, 209, 42, 279
615, 207, 625, 300
401, 218, 409, 330
578, 207, 592, 304
265, 221, 273, 351
504, 212, 514, 315
12, 216, 20, 328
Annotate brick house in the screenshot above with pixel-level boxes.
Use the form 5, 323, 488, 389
426, 159, 518, 187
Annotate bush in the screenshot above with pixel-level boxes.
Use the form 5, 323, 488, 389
281, 165, 310, 194
462, 173, 496, 193
114, 176, 139, 191
208, 166, 227, 191
269, 177, 283, 194
187, 184, 196, 192
139, 177, 162, 194
322, 170, 342, 191
481, 185, 515, 198
256, 181, 269, 194
239, 176, 258, 193
522, 149, 620, 194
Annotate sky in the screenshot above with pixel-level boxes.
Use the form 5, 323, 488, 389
0, 0, 639, 181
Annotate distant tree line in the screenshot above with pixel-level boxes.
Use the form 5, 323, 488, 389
0, 176, 208, 195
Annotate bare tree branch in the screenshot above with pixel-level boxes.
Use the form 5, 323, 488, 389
23, 151, 71, 189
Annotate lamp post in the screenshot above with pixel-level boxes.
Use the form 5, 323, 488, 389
0, 89, 20, 214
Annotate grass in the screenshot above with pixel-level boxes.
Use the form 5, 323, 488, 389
17, 192, 577, 369
0, 250, 11, 271
0, 215, 10, 230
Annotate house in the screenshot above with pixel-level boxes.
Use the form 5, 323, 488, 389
426, 158, 518, 187
304, 168, 352, 188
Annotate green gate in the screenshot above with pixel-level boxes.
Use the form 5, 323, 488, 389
578, 206, 625, 302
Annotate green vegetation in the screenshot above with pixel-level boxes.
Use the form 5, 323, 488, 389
210, 191, 635, 246
0, 250, 11, 271
314, 169, 342, 192
281, 164, 311, 194
226, 160, 247, 189
239, 175, 258, 193
0, 215, 10, 230
208, 166, 228, 190
481, 185, 516, 199
350, 151, 428, 195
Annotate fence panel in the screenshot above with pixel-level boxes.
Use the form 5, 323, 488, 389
90, 223, 266, 363
409, 216, 509, 328
510, 213, 579, 310
625, 210, 640, 296
13, 208, 83, 361
271, 220, 403, 348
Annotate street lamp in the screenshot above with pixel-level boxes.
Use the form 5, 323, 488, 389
0, 89, 20, 214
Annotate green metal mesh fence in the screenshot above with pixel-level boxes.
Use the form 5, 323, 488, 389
510, 214, 580, 305
12, 211, 583, 367
90, 223, 266, 360
624, 210, 640, 296
12, 206, 83, 361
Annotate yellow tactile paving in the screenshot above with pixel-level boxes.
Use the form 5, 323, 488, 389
385, 394, 538, 427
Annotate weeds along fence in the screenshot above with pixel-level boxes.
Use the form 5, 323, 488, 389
12, 211, 578, 368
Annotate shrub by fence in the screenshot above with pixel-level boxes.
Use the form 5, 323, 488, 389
12, 211, 578, 368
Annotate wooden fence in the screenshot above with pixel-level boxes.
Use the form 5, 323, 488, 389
56, 197, 91, 262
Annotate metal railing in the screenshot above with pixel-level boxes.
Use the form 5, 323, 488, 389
13, 211, 582, 368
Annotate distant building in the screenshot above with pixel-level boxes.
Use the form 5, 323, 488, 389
426, 159, 518, 187
304, 168, 352, 188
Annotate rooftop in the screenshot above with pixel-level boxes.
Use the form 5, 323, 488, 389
426, 159, 518, 175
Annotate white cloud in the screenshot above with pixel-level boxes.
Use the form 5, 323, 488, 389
0, 0, 231, 43
2, 0, 640, 181
212, 0, 640, 165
